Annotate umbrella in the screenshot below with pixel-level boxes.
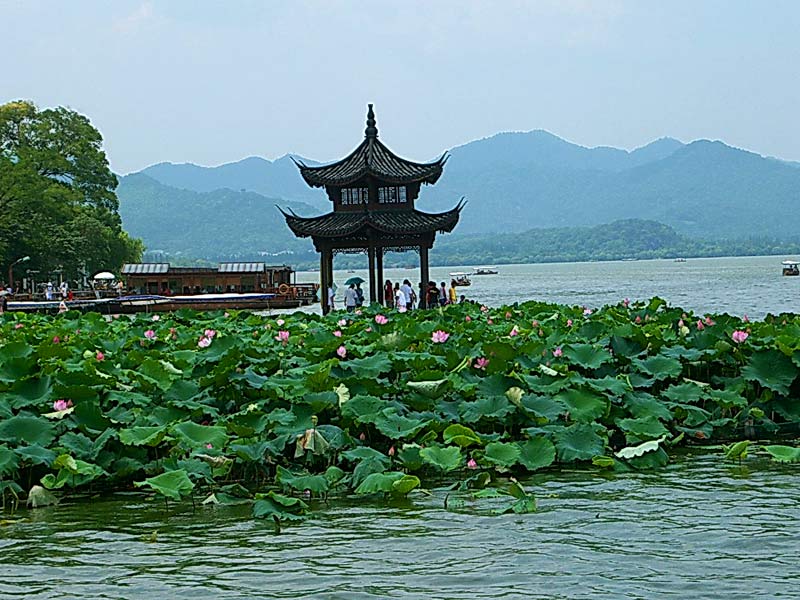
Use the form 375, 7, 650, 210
0, 290, 10, 296
344, 276, 365, 286
93, 271, 116, 280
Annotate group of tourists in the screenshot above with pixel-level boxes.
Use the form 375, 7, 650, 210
384, 279, 459, 310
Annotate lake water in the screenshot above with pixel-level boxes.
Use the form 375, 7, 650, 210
295, 255, 798, 319
4, 254, 799, 598
3, 452, 798, 599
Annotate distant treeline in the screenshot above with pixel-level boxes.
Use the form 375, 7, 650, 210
154, 219, 800, 270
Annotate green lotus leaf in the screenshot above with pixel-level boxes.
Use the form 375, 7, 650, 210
341, 447, 390, 464
372, 409, 429, 440
554, 388, 609, 423
554, 424, 605, 462
476, 374, 518, 397
406, 378, 449, 399
8, 376, 52, 409
397, 443, 423, 470
443, 424, 482, 447
722, 440, 750, 461
14, 444, 56, 467
662, 382, 704, 404
171, 421, 228, 449
419, 446, 462, 472
106, 390, 152, 408
164, 380, 201, 403
742, 350, 797, 395
352, 456, 389, 487
623, 392, 673, 421
137, 358, 182, 391
0, 415, 55, 446
341, 354, 393, 379
341, 394, 385, 422
633, 355, 683, 381
564, 343, 613, 369
483, 442, 521, 468
610, 335, 645, 358
517, 437, 556, 471
134, 469, 195, 501
276, 466, 329, 494
771, 396, 800, 421
520, 394, 566, 422
763, 445, 800, 463
354, 471, 404, 494
119, 426, 168, 447
616, 416, 670, 440
615, 435, 666, 459
253, 491, 309, 521
660, 345, 704, 361
586, 376, 629, 397
460, 396, 515, 423
391, 474, 421, 496
323, 465, 346, 486
58, 432, 94, 460
0, 445, 19, 478
626, 447, 669, 469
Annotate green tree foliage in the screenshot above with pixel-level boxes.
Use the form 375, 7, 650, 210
0, 100, 142, 285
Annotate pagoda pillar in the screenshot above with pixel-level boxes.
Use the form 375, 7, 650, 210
320, 249, 329, 314
419, 245, 430, 309
367, 244, 376, 304
376, 247, 384, 305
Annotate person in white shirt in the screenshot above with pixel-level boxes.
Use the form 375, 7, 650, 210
327, 285, 335, 312
395, 285, 407, 311
344, 283, 358, 312
45, 282, 54, 301
60, 280, 68, 299
400, 279, 413, 310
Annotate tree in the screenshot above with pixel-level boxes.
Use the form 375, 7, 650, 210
0, 100, 142, 287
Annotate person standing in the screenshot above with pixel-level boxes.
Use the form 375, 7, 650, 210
344, 283, 358, 313
449, 280, 458, 305
355, 283, 364, 307
384, 279, 394, 308
400, 279, 413, 310
439, 282, 448, 307
327, 285, 336, 312
60, 280, 68, 299
426, 281, 439, 309
45, 281, 54, 301
394, 282, 407, 312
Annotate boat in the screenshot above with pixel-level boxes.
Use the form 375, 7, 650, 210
449, 272, 472, 286
674, 258, 687, 263
473, 267, 498, 275
782, 260, 799, 276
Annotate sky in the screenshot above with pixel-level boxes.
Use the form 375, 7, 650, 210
2, 0, 799, 173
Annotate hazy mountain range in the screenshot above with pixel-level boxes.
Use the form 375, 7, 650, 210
117, 130, 800, 262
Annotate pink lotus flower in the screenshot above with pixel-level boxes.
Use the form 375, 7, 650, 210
487, 319, 493, 325
52, 336, 60, 344
338, 319, 347, 327
432, 330, 449, 343
152, 315, 160, 321
359, 432, 366, 441
678, 319, 684, 328
583, 308, 592, 316
398, 306, 407, 313
532, 319, 539, 327
465, 315, 471, 322
732, 330, 749, 344
144, 330, 156, 340
355, 309, 362, 315
696, 320, 705, 330
635, 316, 642, 323
705, 316, 715, 326
169, 327, 176, 335
198, 337, 211, 348
276, 319, 285, 326
204, 329, 216, 339
375, 314, 388, 325
223, 312, 230, 318
14, 323, 23, 329
333, 330, 342, 337
388, 445, 396, 457
509, 326, 519, 337
566, 319, 573, 327
475, 357, 489, 370
553, 346, 563, 357
743, 314, 749, 323
538, 328, 544, 336
365, 326, 372, 332
96, 351, 105, 361
505, 311, 512, 319
466, 458, 478, 469
480, 305, 488, 313
53, 399, 73, 411
205, 443, 213, 449
623, 298, 630, 308
275, 330, 290, 343
336, 345, 347, 358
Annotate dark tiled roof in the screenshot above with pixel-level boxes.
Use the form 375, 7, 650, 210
281, 203, 464, 239
294, 105, 447, 188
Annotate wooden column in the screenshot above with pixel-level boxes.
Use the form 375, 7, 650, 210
320, 248, 329, 315
326, 250, 334, 312
420, 245, 430, 309
376, 247, 384, 305
367, 244, 377, 304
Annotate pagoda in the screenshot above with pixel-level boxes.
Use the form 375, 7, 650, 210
281, 104, 463, 313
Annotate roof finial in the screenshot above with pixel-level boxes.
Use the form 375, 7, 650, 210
365, 103, 378, 138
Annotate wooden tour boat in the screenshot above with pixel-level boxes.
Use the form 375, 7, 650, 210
782, 260, 799, 276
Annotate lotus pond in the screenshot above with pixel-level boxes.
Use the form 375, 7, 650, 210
1, 298, 799, 525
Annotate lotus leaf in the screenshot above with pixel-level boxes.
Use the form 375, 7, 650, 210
0, 415, 55, 446
14, 444, 56, 467
171, 422, 228, 449
8, 376, 52, 409
276, 466, 329, 494
460, 396, 515, 423
443, 424, 482, 448
616, 416, 670, 440
341, 354, 393, 378
623, 392, 673, 421
564, 344, 613, 370
554, 424, 605, 462
615, 436, 666, 459
119, 426, 168, 447
26, 484, 58, 508
520, 394, 565, 422
722, 440, 750, 461
420, 446, 462, 472
134, 469, 195, 501
253, 491, 308, 521
554, 388, 609, 423
517, 437, 556, 471
391, 474, 421, 496
742, 351, 797, 395
354, 471, 403, 494
633, 355, 683, 381
763, 445, 800, 463
372, 409, 429, 440
483, 442, 521, 468
662, 382, 704, 404
406, 378, 449, 399
0, 445, 19, 477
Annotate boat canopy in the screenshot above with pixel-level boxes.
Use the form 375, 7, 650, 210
449, 272, 472, 277
782, 260, 799, 266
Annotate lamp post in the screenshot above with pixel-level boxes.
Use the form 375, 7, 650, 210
8, 256, 30, 291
